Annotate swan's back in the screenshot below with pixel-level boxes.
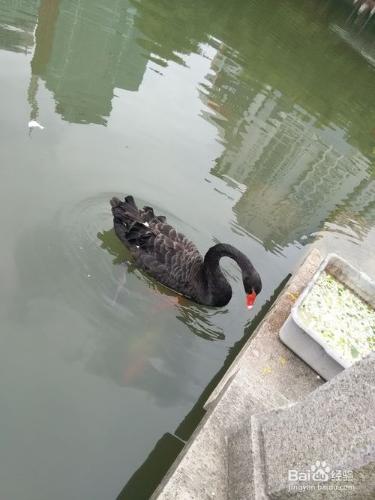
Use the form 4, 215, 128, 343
111, 196, 203, 297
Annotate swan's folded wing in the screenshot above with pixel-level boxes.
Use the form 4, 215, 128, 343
135, 225, 203, 296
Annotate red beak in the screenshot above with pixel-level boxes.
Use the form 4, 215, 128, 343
246, 292, 257, 309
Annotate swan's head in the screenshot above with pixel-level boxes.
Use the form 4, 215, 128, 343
243, 270, 262, 309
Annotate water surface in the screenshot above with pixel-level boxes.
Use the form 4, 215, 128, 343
0, 1, 374, 499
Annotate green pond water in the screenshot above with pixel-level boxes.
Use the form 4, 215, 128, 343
0, 0, 374, 498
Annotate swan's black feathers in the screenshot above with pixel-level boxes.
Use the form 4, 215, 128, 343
111, 196, 203, 297
110, 195, 262, 306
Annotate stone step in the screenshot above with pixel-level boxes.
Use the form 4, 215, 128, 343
227, 425, 255, 500
220, 367, 291, 499
251, 353, 375, 499
228, 354, 375, 500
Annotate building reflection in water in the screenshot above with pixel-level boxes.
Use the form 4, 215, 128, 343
198, 32, 374, 254
203, 61, 371, 252
27, 0, 148, 125
117, 0, 375, 255
0, 0, 39, 53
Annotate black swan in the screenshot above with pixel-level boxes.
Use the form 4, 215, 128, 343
110, 196, 262, 308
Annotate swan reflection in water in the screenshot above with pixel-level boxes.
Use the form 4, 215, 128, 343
97, 228, 226, 342
94, 228, 227, 404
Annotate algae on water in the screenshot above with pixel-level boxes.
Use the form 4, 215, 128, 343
299, 271, 375, 366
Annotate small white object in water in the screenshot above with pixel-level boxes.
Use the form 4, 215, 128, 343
87, 274, 92, 278
136, 245, 140, 249
28, 120, 44, 130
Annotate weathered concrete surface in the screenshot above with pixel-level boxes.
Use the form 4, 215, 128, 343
227, 425, 255, 500
257, 352, 375, 499
152, 249, 325, 500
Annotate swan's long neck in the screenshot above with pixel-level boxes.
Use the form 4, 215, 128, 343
202, 243, 256, 306
204, 244, 255, 275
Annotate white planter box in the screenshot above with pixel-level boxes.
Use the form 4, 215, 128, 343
280, 254, 375, 380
